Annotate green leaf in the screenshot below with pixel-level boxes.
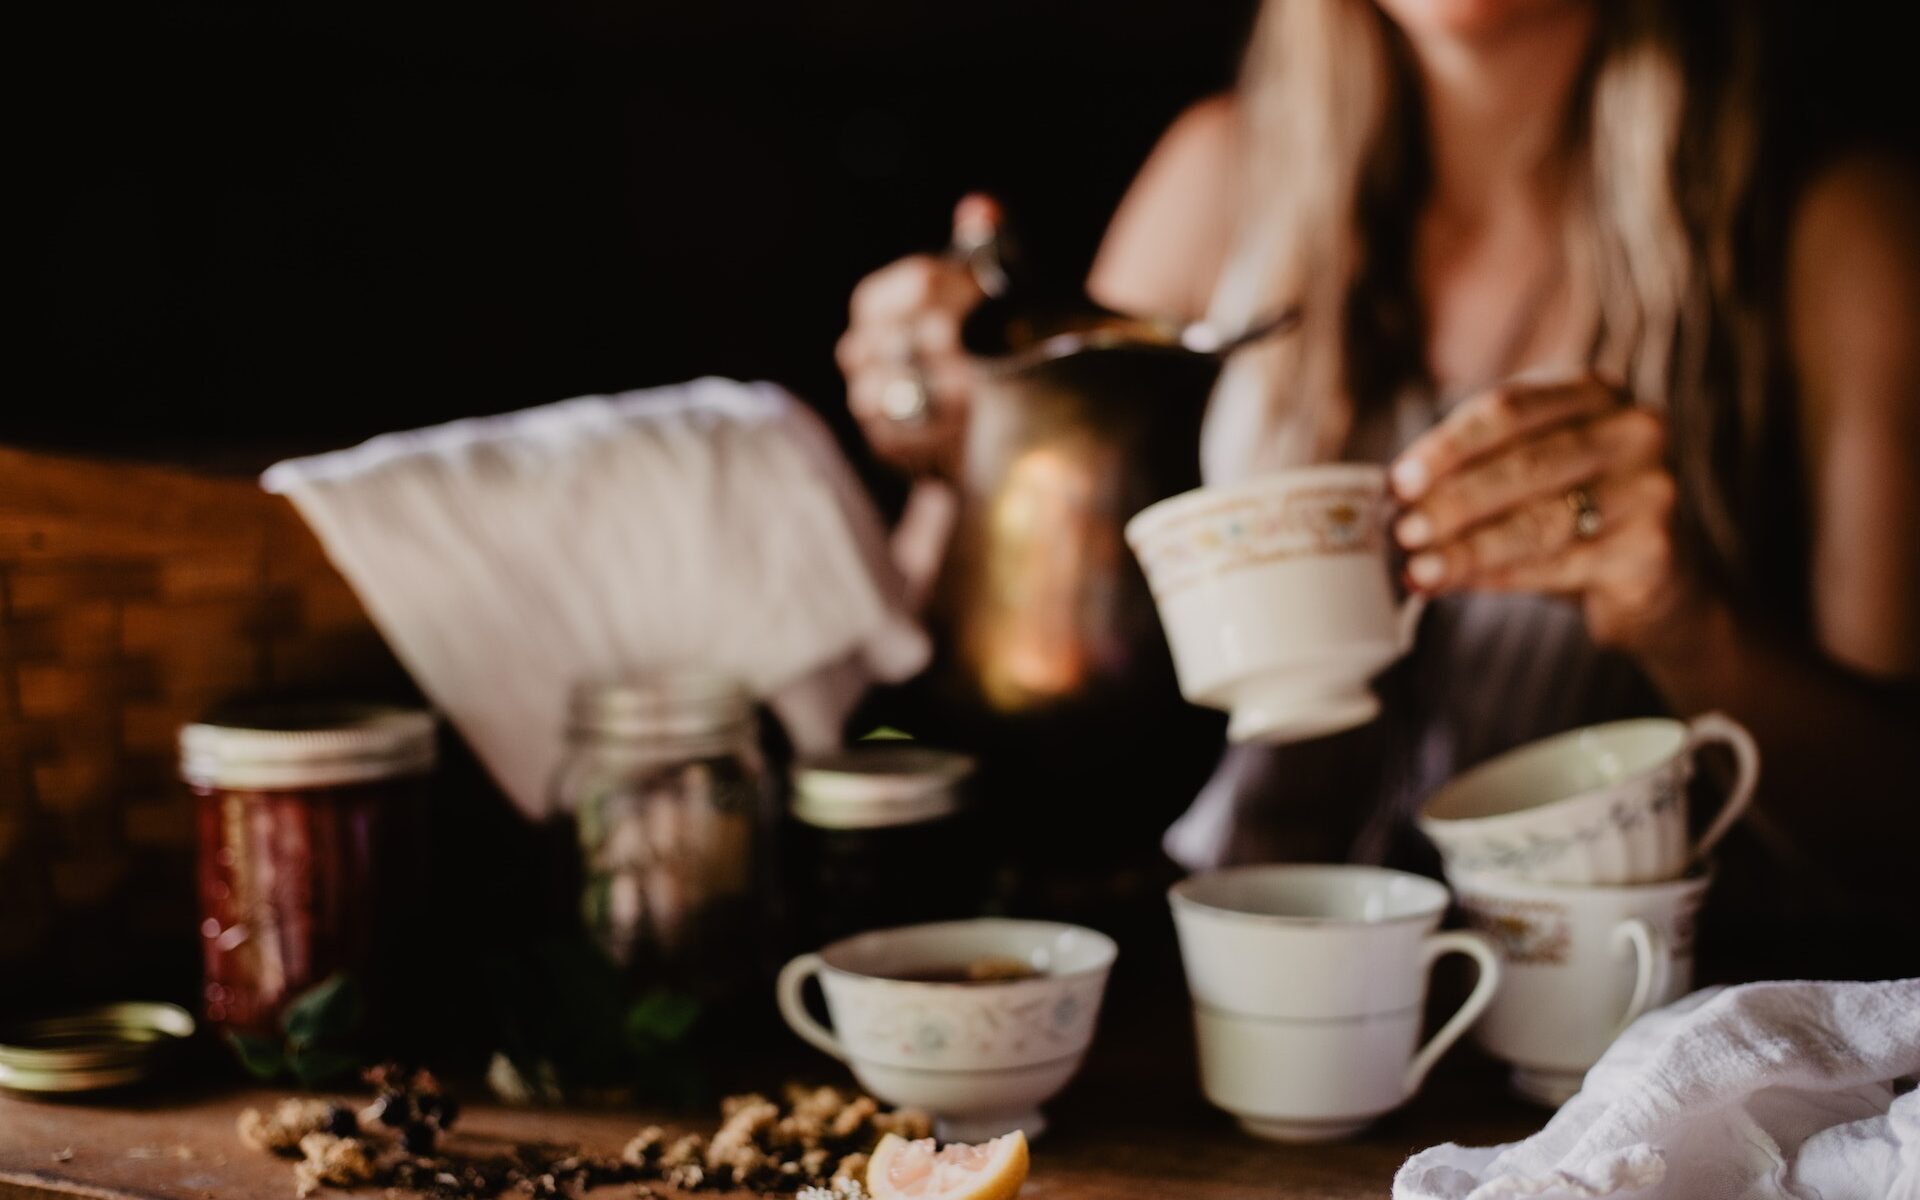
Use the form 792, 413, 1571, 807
288, 1045, 364, 1087
625, 989, 700, 1046
857, 726, 915, 741
226, 1031, 286, 1081
281, 973, 364, 1047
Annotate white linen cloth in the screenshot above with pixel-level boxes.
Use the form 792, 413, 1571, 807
1395, 979, 1920, 1200
263, 378, 929, 818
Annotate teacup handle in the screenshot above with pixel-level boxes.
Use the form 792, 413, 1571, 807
1397, 593, 1428, 654
1403, 930, 1502, 1097
776, 953, 847, 1062
1682, 712, 1760, 865
1608, 917, 1670, 1042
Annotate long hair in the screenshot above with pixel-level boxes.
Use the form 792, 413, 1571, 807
1214, 0, 1777, 586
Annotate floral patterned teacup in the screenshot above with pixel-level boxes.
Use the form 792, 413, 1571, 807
1448, 867, 1709, 1107
776, 918, 1116, 1142
1125, 464, 1424, 743
1418, 714, 1759, 886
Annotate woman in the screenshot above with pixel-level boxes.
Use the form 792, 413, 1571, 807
837, 0, 1919, 969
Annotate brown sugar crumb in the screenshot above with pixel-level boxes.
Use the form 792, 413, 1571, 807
869, 1108, 933, 1141
831, 1152, 870, 1188
238, 1099, 337, 1154
657, 1133, 705, 1170
620, 1126, 666, 1167
291, 1133, 379, 1197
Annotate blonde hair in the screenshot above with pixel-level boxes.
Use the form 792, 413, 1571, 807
1221, 0, 1771, 578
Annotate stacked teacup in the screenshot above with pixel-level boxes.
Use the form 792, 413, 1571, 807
1417, 714, 1760, 1106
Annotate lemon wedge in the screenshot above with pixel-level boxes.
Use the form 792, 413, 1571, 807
866, 1130, 1029, 1200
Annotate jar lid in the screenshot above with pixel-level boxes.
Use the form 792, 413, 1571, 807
180, 704, 437, 790
0, 1002, 196, 1095
568, 671, 753, 741
791, 745, 974, 830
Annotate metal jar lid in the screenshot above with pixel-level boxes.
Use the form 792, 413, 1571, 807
180, 703, 437, 790
567, 671, 753, 742
0, 1002, 197, 1095
791, 745, 974, 830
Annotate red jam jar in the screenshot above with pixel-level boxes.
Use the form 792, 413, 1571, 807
181, 705, 434, 1035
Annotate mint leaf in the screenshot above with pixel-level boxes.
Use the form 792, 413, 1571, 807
625, 989, 700, 1045
281, 973, 364, 1047
226, 1031, 286, 1081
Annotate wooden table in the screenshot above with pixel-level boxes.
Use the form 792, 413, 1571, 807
0, 985, 1546, 1200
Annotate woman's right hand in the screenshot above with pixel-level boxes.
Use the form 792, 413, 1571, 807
835, 194, 1001, 477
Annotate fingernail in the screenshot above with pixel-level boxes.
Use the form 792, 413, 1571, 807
1408, 552, 1445, 589
1391, 458, 1429, 500
1395, 511, 1433, 550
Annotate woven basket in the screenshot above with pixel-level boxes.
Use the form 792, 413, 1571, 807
0, 444, 407, 1000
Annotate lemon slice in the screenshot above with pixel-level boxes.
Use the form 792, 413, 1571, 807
866, 1131, 1029, 1200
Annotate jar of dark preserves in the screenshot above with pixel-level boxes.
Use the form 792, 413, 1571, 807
785, 745, 982, 948
181, 705, 434, 1035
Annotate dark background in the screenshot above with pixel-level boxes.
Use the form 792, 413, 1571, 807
18, 1, 1913, 483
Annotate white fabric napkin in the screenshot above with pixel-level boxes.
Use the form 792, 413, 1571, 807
1395, 979, 1920, 1200
263, 378, 929, 818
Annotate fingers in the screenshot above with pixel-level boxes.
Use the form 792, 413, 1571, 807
1403, 470, 1676, 591
1389, 374, 1623, 502
849, 254, 983, 326
952, 193, 1004, 246
1394, 406, 1666, 551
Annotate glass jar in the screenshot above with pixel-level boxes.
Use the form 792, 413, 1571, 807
786, 745, 982, 948
181, 704, 434, 1035
553, 673, 768, 999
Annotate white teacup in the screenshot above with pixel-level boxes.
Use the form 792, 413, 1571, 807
1169, 865, 1499, 1142
775, 919, 1116, 1141
1125, 465, 1423, 743
1418, 714, 1759, 885
1449, 868, 1709, 1107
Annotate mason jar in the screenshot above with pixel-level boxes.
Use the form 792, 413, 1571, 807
180, 704, 435, 1036
553, 673, 768, 999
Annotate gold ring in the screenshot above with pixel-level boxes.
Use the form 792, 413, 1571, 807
1566, 487, 1603, 541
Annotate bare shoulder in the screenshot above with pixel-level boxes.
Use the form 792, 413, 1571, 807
1088, 95, 1244, 319
1155, 94, 1243, 163
1787, 153, 1920, 405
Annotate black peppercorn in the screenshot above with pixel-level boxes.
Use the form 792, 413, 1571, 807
372, 1090, 413, 1128
323, 1105, 359, 1138
401, 1120, 437, 1156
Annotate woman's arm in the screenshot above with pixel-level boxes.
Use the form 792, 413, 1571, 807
1786, 157, 1920, 678
1087, 97, 1242, 320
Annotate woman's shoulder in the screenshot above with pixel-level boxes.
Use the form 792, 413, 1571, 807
1088, 95, 1245, 319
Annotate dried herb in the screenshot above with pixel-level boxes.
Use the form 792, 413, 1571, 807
239, 1072, 925, 1199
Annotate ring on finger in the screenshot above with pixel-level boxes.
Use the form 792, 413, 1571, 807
1566, 486, 1603, 541
880, 369, 933, 425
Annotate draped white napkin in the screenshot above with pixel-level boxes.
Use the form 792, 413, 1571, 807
263, 378, 929, 818
1395, 979, 1920, 1200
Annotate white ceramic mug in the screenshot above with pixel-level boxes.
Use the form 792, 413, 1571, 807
1418, 714, 1759, 885
1449, 868, 1709, 1107
775, 919, 1116, 1141
1124, 465, 1423, 743
1168, 865, 1499, 1142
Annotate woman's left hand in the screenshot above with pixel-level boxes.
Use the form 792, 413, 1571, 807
1387, 373, 1704, 654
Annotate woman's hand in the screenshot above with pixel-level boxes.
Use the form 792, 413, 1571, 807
1387, 373, 1704, 654
835, 195, 1001, 477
